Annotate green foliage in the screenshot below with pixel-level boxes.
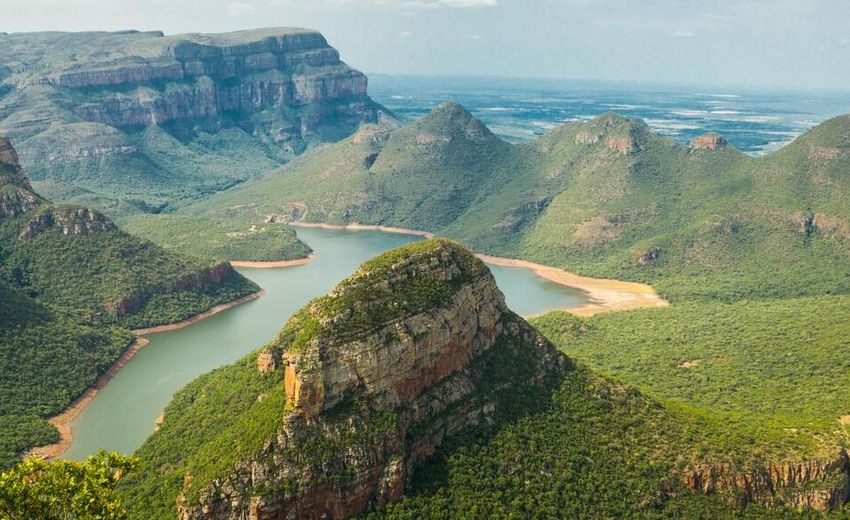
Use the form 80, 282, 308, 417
122, 214, 311, 262
118, 352, 284, 519
532, 295, 850, 459
0, 451, 137, 520
0, 281, 132, 469
0, 212, 258, 325
364, 367, 821, 519
178, 108, 850, 304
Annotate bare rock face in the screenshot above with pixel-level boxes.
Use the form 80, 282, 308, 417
684, 451, 850, 511
1, 29, 383, 142
18, 206, 115, 239
690, 132, 728, 151
0, 135, 40, 217
176, 239, 568, 520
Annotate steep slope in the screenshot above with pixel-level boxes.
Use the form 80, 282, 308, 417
0, 136, 258, 465
120, 239, 568, 519
119, 240, 850, 518
172, 105, 850, 301
0, 28, 392, 218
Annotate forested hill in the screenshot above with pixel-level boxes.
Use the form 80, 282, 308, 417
162, 103, 850, 303
0, 135, 258, 467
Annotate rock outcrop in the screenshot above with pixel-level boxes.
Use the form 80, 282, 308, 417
18, 206, 115, 239
176, 239, 568, 519
0, 29, 392, 215
0, 135, 41, 217
683, 450, 850, 511
690, 132, 728, 151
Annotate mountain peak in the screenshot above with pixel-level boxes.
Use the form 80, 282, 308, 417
569, 112, 649, 155
412, 102, 494, 141
174, 239, 567, 519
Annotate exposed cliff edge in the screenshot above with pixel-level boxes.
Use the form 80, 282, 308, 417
683, 451, 850, 511
0, 29, 392, 216
125, 239, 568, 519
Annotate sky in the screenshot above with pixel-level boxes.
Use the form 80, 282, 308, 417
3, 0, 850, 90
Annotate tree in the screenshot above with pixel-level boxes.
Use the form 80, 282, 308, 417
0, 451, 138, 520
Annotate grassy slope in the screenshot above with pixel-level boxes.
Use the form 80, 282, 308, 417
123, 214, 311, 263
175, 106, 850, 302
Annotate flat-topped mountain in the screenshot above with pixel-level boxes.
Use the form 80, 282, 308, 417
0, 28, 392, 217
121, 239, 568, 519
0, 136, 259, 467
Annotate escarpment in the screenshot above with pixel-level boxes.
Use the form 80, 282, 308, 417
0, 29, 392, 216
684, 450, 850, 511
173, 239, 568, 520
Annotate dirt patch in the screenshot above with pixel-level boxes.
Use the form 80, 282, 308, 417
678, 359, 703, 369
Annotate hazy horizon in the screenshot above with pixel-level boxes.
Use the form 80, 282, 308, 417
3, 0, 850, 91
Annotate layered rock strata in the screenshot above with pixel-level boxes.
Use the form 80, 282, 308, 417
177, 239, 568, 519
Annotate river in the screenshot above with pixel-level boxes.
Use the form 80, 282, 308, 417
63, 227, 585, 459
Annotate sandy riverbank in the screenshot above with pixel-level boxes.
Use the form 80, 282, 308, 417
27, 289, 266, 459
292, 221, 666, 316
26, 337, 150, 460
132, 290, 265, 335
231, 254, 315, 269
290, 221, 436, 238
475, 254, 668, 316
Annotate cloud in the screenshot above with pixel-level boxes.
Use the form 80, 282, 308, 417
672, 29, 695, 38
400, 30, 413, 37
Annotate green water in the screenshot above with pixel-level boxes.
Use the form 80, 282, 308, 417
63, 228, 585, 459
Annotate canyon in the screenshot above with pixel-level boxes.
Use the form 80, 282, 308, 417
0, 28, 391, 216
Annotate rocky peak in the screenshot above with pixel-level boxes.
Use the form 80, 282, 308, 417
179, 239, 568, 519
0, 136, 34, 191
412, 102, 493, 143
0, 137, 40, 218
574, 112, 647, 155
690, 132, 728, 151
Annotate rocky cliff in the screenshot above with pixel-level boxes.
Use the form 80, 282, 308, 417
0, 29, 392, 217
0, 135, 41, 217
172, 239, 568, 519
683, 450, 850, 511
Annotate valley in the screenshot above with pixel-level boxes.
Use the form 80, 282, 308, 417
1, 18, 850, 520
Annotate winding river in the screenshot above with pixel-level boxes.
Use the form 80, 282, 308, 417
64, 227, 585, 459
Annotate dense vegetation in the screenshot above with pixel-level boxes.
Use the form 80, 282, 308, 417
365, 368, 834, 520
0, 451, 137, 519
123, 214, 311, 262
532, 295, 850, 461
174, 104, 850, 304
0, 141, 260, 466
119, 349, 285, 519
0, 282, 132, 468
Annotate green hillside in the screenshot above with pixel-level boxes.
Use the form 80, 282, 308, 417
0, 137, 259, 466
122, 214, 311, 263
156, 104, 850, 303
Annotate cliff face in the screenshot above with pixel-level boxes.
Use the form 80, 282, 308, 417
684, 450, 850, 511
176, 239, 568, 519
0, 29, 391, 217
0, 135, 40, 217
